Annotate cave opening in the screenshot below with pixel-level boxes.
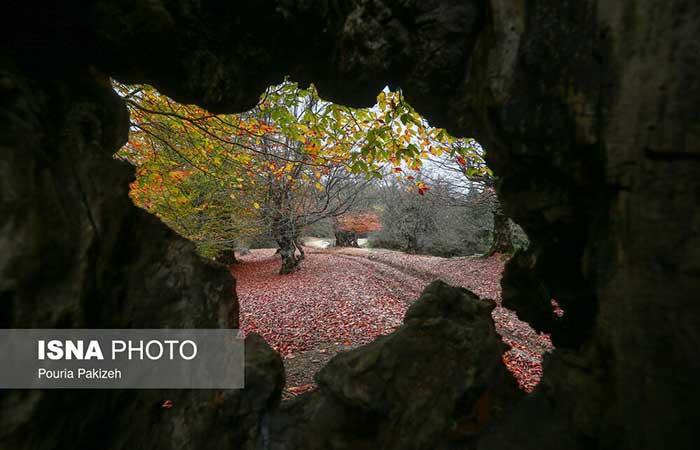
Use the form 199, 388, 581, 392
111, 79, 562, 399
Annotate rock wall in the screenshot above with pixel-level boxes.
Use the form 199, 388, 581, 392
462, 2, 700, 449
0, 49, 281, 450
1, 0, 698, 449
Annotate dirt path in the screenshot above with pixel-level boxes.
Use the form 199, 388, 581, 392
331, 252, 430, 302
231, 247, 553, 398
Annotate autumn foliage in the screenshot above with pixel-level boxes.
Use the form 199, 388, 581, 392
335, 213, 382, 235
115, 81, 490, 270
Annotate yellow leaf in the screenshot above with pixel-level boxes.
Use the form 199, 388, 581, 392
253, 202, 260, 209
315, 182, 324, 191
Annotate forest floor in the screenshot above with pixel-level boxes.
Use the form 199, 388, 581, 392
231, 245, 553, 400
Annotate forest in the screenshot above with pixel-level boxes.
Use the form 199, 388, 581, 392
116, 82, 523, 267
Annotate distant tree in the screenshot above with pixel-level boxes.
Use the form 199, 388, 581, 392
373, 178, 438, 253
427, 139, 516, 255
369, 174, 497, 256
334, 213, 382, 247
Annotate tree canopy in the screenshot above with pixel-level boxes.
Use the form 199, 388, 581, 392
115, 81, 491, 271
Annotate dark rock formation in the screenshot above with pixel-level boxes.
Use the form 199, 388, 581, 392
459, 3, 700, 449
1, 0, 698, 449
269, 281, 521, 450
0, 58, 284, 449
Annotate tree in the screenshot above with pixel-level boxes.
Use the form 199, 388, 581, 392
372, 178, 438, 253
425, 139, 516, 255
242, 89, 375, 272
334, 212, 382, 247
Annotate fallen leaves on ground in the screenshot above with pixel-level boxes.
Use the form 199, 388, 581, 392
284, 383, 316, 398
232, 247, 553, 393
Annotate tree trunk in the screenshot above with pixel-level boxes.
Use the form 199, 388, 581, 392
489, 202, 514, 255
293, 238, 305, 260
277, 235, 299, 274
215, 249, 238, 265
335, 231, 358, 247
404, 233, 418, 254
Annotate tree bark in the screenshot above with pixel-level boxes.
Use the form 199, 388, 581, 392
272, 216, 302, 274
277, 235, 299, 274
293, 238, 305, 260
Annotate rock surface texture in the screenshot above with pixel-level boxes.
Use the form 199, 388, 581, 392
0, 58, 281, 450
1, 1, 698, 449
